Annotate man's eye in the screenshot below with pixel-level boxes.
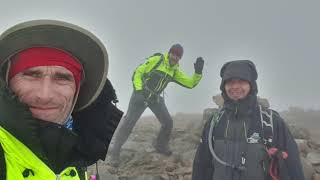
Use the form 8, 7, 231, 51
54, 74, 74, 82
23, 72, 42, 78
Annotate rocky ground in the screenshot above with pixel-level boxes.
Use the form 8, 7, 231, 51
87, 109, 320, 180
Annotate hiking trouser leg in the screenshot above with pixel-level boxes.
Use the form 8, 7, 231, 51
149, 97, 173, 148
112, 91, 147, 151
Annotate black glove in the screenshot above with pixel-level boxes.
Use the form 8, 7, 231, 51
194, 57, 204, 74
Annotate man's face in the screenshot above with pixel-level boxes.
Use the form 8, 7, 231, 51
9, 66, 77, 124
169, 53, 181, 66
225, 79, 251, 101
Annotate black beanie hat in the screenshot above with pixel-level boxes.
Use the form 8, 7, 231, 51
220, 60, 258, 94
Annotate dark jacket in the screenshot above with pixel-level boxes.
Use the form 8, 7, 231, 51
192, 95, 304, 180
0, 79, 123, 179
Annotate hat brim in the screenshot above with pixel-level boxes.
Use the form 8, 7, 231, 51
0, 20, 108, 111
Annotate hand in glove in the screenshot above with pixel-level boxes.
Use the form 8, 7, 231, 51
194, 57, 204, 74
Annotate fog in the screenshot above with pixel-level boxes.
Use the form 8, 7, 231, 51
1, 0, 319, 115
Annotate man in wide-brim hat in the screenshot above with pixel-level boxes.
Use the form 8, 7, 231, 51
0, 20, 123, 179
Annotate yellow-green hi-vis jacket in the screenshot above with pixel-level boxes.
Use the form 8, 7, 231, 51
0, 126, 86, 180
132, 52, 202, 94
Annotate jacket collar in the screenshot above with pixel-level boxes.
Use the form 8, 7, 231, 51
0, 84, 78, 173
222, 93, 258, 119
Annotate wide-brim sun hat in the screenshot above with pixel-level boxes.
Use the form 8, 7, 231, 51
0, 19, 108, 111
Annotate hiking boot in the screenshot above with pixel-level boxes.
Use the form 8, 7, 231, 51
156, 147, 172, 156
153, 141, 172, 156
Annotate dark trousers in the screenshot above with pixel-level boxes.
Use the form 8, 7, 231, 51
112, 91, 173, 152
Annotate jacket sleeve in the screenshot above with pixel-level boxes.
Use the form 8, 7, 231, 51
132, 56, 161, 91
0, 143, 5, 179
273, 112, 305, 180
192, 120, 214, 180
173, 69, 202, 89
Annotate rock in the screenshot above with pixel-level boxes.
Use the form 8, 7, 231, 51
212, 95, 224, 108
296, 139, 310, 155
289, 125, 311, 139
98, 172, 119, 180
183, 174, 192, 180
132, 175, 164, 180
308, 152, 320, 165
89, 111, 320, 180
179, 150, 196, 167
107, 166, 119, 174
314, 165, 320, 173
301, 157, 316, 180
180, 159, 193, 168
165, 163, 178, 172
313, 173, 320, 180
309, 140, 320, 150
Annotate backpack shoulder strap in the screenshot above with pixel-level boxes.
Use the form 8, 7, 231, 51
209, 109, 225, 133
149, 53, 164, 72
259, 105, 274, 146
142, 54, 164, 82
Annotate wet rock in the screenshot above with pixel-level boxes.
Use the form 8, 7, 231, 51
183, 175, 192, 180
165, 163, 178, 172
98, 172, 119, 180
132, 175, 164, 180
313, 173, 320, 180
301, 157, 315, 180
314, 165, 320, 173
296, 139, 310, 155
90, 111, 320, 180
308, 152, 320, 165
289, 125, 311, 140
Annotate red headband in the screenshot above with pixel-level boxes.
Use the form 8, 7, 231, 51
8, 47, 83, 88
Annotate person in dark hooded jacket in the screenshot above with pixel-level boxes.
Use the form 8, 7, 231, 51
192, 60, 304, 180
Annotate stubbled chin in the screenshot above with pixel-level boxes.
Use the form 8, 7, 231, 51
29, 108, 58, 123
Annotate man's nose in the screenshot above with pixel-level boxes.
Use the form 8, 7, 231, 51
35, 77, 54, 102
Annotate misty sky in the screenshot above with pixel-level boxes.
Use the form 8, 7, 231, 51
0, 0, 319, 115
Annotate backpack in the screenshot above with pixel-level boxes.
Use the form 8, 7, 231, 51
208, 105, 274, 147
143, 53, 177, 79
146, 53, 164, 74
207, 105, 290, 180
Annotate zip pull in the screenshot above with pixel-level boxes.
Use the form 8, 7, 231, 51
241, 152, 246, 166
89, 175, 97, 180
56, 174, 60, 180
